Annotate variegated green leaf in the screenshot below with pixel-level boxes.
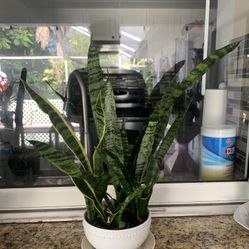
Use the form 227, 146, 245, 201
28, 140, 107, 224
104, 82, 124, 163
29, 140, 83, 177
92, 92, 106, 177
72, 177, 107, 224
101, 149, 132, 194
178, 42, 240, 93
120, 120, 130, 170
151, 41, 240, 154
149, 77, 177, 154
135, 120, 158, 182
87, 40, 106, 139
109, 184, 146, 227
155, 95, 194, 164
23, 81, 92, 173
136, 156, 159, 219
143, 156, 160, 187
149, 60, 185, 104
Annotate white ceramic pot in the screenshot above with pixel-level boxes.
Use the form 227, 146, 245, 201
83, 211, 151, 249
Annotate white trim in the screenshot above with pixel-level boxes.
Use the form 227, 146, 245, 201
201, 0, 210, 95
150, 203, 243, 217
245, 124, 249, 179
120, 31, 142, 42
0, 203, 243, 223
0, 56, 64, 60
120, 43, 136, 52
0, 186, 85, 211
0, 182, 248, 222
0, 56, 88, 60
1, 182, 247, 211
119, 49, 132, 58
0, 209, 84, 223
150, 182, 249, 205
72, 26, 91, 37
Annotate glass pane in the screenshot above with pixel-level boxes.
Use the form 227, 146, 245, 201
0, 26, 90, 187
158, 0, 249, 182
199, 0, 249, 181
0, 0, 248, 188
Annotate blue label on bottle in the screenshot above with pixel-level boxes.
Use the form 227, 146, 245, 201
201, 136, 235, 166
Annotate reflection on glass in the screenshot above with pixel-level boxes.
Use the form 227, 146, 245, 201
0, 0, 248, 188
0, 26, 89, 187
199, 0, 249, 182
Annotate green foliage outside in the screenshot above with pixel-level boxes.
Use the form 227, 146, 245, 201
68, 32, 90, 55
0, 27, 34, 52
0, 26, 90, 99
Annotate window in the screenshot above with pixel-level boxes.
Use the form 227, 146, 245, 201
0, 0, 248, 219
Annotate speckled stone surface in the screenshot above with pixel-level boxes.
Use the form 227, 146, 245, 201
0, 216, 249, 249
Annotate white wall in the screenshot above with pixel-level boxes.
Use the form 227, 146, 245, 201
234, 0, 249, 39
216, 0, 249, 48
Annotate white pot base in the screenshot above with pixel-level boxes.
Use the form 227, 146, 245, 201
81, 231, 156, 249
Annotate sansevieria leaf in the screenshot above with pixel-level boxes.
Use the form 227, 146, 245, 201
88, 42, 124, 168
22, 38, 239, 230
151, 41, 240, 155
149, 60, 185, 105
104, 81, 124, 166
28, 140, 107, 223
135, 120, 158, 182
120, 120, 130, 172
178, 42, 240, 93
23, 81, 92, 173
137, 156, 159, 218
92, 92, 106, 177
155, 96, 194, 165
101, 149, 132, 194
109, 184, 146, 226
28, 140, 83, 177
87, 40, 106, 139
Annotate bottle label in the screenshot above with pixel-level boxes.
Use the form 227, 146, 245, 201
201, 136, 235, 166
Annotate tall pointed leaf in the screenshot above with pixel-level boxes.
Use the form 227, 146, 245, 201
104, 81, 124, 166
87, 42, 124, 168
155, 95, 194, 165
28, 140, 107, 223
120, 120, 130, 170
135, 120, 158, 182
92, 92, 106, 177
109, 184, 146, 226
101, 149, 132, 194
23, 81, 92, 173
137, 156, 159, 218
155, 116, 182, 165
143, 156, 160, 187
150, 42, 239, 153
87, 40, 106, 139
28, 140, 83, 177
72, 177, 107, 224
178, 42, 240, 93
44, 80, 66, 102
149, 60, 185, 104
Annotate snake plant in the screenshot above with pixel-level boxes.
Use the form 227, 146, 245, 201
23, 41, 238, 229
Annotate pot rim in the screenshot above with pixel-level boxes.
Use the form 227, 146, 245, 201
83, 209, 151, 232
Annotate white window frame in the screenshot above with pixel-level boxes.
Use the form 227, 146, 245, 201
0, 182, 248, 222
0, 0, 249, 223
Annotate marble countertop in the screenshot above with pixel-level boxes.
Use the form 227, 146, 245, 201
0, 215, 249, 249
